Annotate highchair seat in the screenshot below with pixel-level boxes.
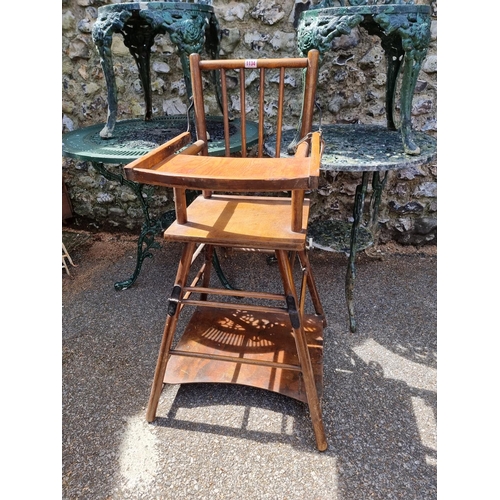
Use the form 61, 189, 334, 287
163, 194, 310, 250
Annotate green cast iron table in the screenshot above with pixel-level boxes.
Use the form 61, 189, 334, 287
297, 0, 432, 156
92, 1, 219, 139
62, 116, 258, 290
267, 124, 436, 333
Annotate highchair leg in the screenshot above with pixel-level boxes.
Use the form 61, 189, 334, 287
298, 250, 327, 327
276, 249, 328, 452
146, 242, 197, 422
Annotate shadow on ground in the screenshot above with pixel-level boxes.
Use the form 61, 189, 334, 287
62, 229, 436, 499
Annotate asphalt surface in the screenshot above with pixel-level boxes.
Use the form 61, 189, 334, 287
62, 230, 437, 499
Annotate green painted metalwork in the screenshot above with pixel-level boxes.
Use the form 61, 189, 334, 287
92, 1, 220, 139
266, 124, 436, 332
267, 124, 436, 173
297, 0, 432, 155
90, 161, 176, 291
62, 116, 258, 163
62, 116, 258, 291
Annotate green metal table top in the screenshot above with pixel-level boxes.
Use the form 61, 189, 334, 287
62, 116, 258, 164
267, 124, 436, 172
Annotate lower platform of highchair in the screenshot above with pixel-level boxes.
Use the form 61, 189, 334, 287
164, 306, 324, 403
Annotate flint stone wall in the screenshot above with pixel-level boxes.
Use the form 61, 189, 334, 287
62, 0, 437, 245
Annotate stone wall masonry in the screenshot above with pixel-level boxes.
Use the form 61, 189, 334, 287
62, 0, 437, 245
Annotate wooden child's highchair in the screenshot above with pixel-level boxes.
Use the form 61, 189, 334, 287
124, 49, 328, 451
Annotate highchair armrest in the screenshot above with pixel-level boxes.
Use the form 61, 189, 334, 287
293, 131, 323, 188
124, 130, 322, 192
123, 131, 204, 183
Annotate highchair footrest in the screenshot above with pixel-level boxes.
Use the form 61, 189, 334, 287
164, 307, 324, 403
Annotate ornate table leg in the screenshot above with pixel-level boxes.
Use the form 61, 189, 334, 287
120, 11, 157, 122
212, 249, 238, 291
92, 3, 220, 139
368, 171, 388, 236
398, 47, 426, 155
92, 162, 171, 290
381, 37, 403, 132
167, 11, 220, 103
346, 170, 389, 332
345, 172, 369, 333
92, 10, 132, 138
375, 10, 431, 155
298, 5, 431, 156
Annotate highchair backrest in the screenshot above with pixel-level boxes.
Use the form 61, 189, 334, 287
189, 49, 320, 159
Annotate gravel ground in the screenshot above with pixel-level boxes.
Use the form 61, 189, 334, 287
62, 230, 436, 499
